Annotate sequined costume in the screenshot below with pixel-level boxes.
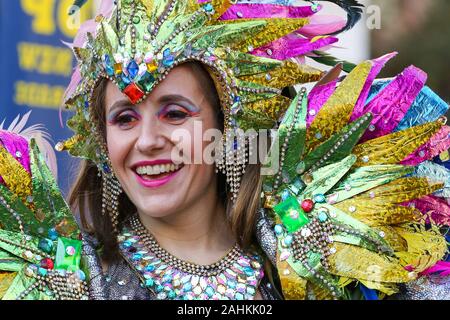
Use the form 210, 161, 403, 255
1, 0, 450, 300
0, 129, 88, 300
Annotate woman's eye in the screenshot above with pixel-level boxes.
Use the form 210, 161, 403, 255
165, 110, 189, 120
113, 112, 139, 128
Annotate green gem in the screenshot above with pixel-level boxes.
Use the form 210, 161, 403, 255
132, 16, 140, 24
273, 196, 310, 233
55, 238, 82, 271
138, 72, 155, 92
116, 78, 127, 91
38, 238, 53, 254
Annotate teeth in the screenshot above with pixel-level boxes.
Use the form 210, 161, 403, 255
136, 163, 181, 176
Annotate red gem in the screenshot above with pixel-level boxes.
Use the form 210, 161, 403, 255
40, 258, 54, 270
123, 83, 145, 104
301, 199, 315, 213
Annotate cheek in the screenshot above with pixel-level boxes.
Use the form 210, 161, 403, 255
106, 126, 131, 170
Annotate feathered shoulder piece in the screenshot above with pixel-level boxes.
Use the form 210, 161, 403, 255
259, 53, 450, 300
0, 122, 87, 300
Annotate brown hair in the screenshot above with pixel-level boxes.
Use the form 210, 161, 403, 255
69, 62, 264, 262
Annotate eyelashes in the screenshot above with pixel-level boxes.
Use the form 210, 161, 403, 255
108, 109, 140, 129
108, 104, 200, 129
157, 104, 200, 123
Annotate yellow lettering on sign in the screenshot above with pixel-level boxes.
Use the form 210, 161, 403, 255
17, 42, 73, 76
14, 81, 65, 109
20, 0, 56, 35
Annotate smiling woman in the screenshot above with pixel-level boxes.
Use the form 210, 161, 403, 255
68, 62, 273, 300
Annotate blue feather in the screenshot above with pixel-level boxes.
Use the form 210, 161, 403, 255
359, 284, 378, 300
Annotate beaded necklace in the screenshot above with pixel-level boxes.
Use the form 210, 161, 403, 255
118, 215, 264, 300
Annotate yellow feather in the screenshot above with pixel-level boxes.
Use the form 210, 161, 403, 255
353, 121, 443, 167
306, 61, 373, 152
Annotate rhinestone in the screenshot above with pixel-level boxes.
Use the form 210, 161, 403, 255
309, 109, 316, 116
265, 73, 272, 81
283, 269, 290, 275
274, 225, 284, 236
318, 211, 328, 222
289, 210, 299, 220
65, 246, 76, 256
379, 231, 386, 238
419, 150, 426, 158
280, 251, 291, 261
157, 292, 168, 299
23, 250, 34, 259
193, 286, 202, 295
369, 192, 376, 199
362, 156, 370, 163
283, 235, 294, 247
314, 194, 327, 203
236, 11, 243, 18
217, 284, 226, 294
349, 206, 357, 213
315, 132, 323, 139
266, 49, 273, 56
118, 280, 127, 286
191, 275, 200, 287
248, 45, 254, 52
300, 228, 312, 238
15, 151, 22, 158
369, 124, 376, 132
329, 247, 337, 254
26, 195, 34, 203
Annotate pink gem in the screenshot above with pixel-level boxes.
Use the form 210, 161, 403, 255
237, 258, 250, 267
66, 246, 76, 256
327, 193, 339, 204
280, 251, 291, 261
217, 274, 227, 285
248, 279, 258, 286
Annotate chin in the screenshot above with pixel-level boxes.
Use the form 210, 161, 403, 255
134, 194, 184, 218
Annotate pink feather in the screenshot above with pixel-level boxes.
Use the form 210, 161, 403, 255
298, 15, 346, 37
421, 261, 450, 277
403, 195, 450, 226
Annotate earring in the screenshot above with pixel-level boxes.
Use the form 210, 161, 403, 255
97, 149, 122, 234
101, 170, 122, 234
215, 129, 248, 202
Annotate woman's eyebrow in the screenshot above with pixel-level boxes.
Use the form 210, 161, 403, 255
158, 94, 197, 107
108, 99, 134, 114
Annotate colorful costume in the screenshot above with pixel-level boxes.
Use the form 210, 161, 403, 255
0, 122, 88, 299
1, 0, 450, 299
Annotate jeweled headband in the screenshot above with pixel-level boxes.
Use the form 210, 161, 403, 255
59, 0, 362, 177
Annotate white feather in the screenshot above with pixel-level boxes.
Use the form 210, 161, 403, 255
1, 112, 58, 180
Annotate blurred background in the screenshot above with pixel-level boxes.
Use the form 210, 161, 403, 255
0, 0, 449, 193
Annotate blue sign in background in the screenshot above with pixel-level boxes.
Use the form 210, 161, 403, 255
0, 0, 95, 194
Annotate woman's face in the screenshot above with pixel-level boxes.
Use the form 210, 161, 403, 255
105, 64, 220, 218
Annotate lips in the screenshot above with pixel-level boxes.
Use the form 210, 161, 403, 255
132, 160, 184, 188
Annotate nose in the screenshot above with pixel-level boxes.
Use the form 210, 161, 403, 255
135, 115, 166, 154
